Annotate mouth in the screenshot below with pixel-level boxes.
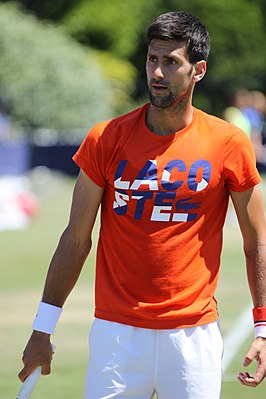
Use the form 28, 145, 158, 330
150, 83, 168, 94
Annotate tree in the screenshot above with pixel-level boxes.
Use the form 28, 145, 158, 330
2, 0, 266, 116
0, 3, 114, 131
155, 0, 266, 114
0, 0, 80, 21
61, 0, 266, 113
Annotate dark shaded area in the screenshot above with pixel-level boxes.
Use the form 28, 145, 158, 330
0, 140, 80, 176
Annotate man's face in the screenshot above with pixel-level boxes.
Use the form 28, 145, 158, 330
146, 39, 196, 108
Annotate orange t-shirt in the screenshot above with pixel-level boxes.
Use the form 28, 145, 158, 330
73, 104, 261, 329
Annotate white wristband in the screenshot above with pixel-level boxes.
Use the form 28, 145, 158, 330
254, 324, 266, 339
32, 301, 63, 335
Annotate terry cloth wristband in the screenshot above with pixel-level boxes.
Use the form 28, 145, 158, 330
253, 307, 266, 338
32, 301, 63, 335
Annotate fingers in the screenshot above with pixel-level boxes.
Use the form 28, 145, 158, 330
253, 364, 266, 385
242, 356, 252, 367
18, 354, 52, 382
41, 362, 52, 376
237, 338, 266, 387
18, 331, 53, 382
237, 370, 265, 387
18, 364, 36, 383
242, 344, 259, 367
237, 372, 256, 387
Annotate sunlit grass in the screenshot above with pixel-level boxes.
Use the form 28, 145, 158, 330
1, 174, 266, 398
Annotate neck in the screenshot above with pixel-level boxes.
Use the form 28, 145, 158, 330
146, 101, 194, 136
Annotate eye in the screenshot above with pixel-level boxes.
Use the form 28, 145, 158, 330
147, 55, 157, 63
167, 58, 178, 65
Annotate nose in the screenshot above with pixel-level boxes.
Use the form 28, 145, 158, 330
153, 64, 164, 80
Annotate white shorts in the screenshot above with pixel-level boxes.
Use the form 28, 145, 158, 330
84, 319, 223, 399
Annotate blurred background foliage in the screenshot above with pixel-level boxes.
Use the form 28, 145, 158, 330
0, 0, 265, 132
0, 3, 114, 131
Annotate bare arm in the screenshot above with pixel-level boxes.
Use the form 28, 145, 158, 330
230, 185, 266, 386
41, 170, 103, 306
18, 170, 104, 381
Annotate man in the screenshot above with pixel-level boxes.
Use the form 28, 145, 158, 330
18, 11, 266, 399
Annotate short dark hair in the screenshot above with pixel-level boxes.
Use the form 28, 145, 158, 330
147, 11, 210, 63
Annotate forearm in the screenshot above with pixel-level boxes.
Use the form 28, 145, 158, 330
239, 244, 266, 387
245, 241, 266, 308
18, 171, 102, 382
41, 225, 92, 308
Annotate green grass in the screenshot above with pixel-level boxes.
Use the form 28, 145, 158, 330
1, 174, 266, 398
0, 174, 97, 398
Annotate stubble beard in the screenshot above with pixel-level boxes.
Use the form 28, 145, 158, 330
148, 83, 193, 110
148, 90, 176, 108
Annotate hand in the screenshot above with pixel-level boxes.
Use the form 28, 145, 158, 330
237, 337, 266, 387
18, 330, 54, 382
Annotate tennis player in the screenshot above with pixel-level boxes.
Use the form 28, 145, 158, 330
19, 11, 266, 399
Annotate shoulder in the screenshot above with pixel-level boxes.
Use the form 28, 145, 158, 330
88, 104, 148, 141
194, 108, 250, 143
195, 108, 234, 129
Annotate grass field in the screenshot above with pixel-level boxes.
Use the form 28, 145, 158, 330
1, 172, 266, 398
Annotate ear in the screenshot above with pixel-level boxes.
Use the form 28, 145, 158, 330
193, 60, 207, 83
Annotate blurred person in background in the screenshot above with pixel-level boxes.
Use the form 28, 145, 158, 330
18, 11, 266, 399
223, 88, 252, 137
223, 88, 266, 173
242, 90, 266, 173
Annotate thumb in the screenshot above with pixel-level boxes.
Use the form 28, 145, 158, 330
41, 362, 51, 376
243, 356, 252, 367
243, 346, 258, 367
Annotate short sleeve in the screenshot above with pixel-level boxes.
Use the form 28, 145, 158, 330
223, 130, 261, 191
73, 122, 109, 188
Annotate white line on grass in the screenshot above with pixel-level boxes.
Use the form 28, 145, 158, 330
222, 305, 253, 373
